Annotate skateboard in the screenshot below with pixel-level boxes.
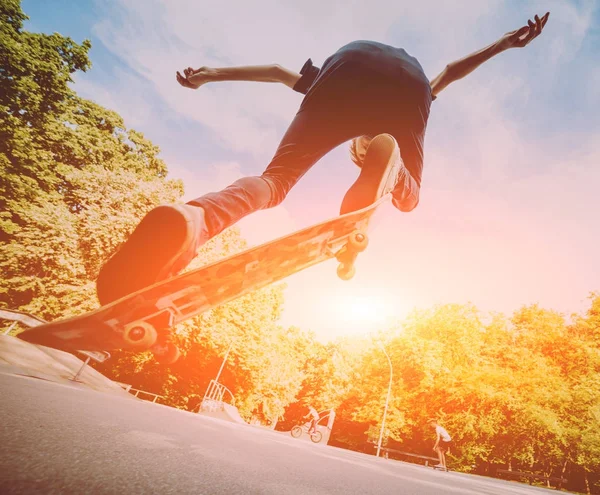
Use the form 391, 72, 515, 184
18, 195, 391, 362
18, 134, 401, 363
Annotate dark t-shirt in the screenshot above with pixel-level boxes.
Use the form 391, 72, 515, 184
292, 41, 432, 189
294, 40, 431, 94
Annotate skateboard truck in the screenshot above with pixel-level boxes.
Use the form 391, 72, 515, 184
331, 230, 369, 280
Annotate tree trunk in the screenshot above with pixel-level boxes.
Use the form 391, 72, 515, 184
584, 471, 590, 495
558, 459, 567, 491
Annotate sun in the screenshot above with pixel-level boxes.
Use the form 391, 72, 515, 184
341, 295, 389, 324
329, 288, 398, 332
282, 264, 407, 340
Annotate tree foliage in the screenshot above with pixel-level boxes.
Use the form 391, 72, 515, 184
0, 0, 181, 316
299, 299, 600, 494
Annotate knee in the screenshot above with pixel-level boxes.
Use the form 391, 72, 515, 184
261, 174, 292, 208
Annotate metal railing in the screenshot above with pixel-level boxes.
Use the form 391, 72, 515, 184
198, 379, 235, 412
71, 350, 111, 382
116, 382, 165, 403
129, 388, 165, 403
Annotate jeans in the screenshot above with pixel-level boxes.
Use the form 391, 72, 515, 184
188, 61, 429, 238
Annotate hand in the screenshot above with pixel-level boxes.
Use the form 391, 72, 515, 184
176, 66, 218, 90
499, 12, 550, 50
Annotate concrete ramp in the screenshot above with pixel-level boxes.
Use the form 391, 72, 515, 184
0, 334, 76, 380
0, 334, 130, 397
198, 399, 247, 424
222, 403, 247, 423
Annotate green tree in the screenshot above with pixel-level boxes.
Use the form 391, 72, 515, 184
0, 0, 182, 316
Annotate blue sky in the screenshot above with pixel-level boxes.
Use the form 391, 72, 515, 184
22, 0, 600, 339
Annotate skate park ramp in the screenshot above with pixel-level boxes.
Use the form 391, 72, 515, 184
0, 334, 130, 397
0, 309, 130, 396
197, 399, 248, 424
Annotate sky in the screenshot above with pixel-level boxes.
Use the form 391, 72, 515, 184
22, 0, 600, 341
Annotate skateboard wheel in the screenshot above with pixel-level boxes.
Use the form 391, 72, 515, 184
337, 264, 356, 281
123, 321, 158, 349
348, 231, 368, 252
153, 343, 181, 365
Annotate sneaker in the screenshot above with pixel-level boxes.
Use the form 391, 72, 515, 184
340, 133, 401, 215
96, 204, 209, 306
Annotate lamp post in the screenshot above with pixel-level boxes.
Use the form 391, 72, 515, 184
215, 342, 233, 383
376, 342, 393, 458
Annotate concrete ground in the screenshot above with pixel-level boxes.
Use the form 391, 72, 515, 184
0, 368, 561, 495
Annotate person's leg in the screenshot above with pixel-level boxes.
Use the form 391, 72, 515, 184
349, 133, 419, 213
97, 96, 359, 305
340, 133, 401, 214
187, 104, 356, 239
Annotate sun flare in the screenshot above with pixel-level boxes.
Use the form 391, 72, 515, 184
327, 288, 399, 334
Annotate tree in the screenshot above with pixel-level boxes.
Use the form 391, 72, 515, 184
0, 1, 182, 316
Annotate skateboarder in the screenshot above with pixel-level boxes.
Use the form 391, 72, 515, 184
97, 13, 550, 305
429, 419, 452, 469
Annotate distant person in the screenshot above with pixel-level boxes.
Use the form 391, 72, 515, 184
96, 13, 550, 306
429, 419, 452, 469
304, 405, 320, 435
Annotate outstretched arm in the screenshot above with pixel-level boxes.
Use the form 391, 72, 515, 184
430, 12, 550, 98
176, 64, 301, 90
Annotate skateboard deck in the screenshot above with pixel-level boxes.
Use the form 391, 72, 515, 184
430, 465, 448, 471
18, 195, 391, 356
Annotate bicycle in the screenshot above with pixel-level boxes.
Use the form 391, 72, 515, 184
291, 421, 323, 443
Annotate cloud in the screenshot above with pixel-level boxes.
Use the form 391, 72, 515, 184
72, 68, 155, 130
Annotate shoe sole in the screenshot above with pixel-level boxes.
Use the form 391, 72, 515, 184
96, 205, 202, 306
340, 134, 401, 215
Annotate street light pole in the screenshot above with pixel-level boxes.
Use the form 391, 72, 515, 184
376, 343, 393, 458
215, 343, 233, 383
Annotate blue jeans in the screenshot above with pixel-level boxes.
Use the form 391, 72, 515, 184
188, 62, 429, 238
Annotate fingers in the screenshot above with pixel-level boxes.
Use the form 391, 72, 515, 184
518, 12, 549, 47
522, 19, 537, 45
541, 12, 550, 27
176, 71, 193, 89
526, 18, 536, 40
